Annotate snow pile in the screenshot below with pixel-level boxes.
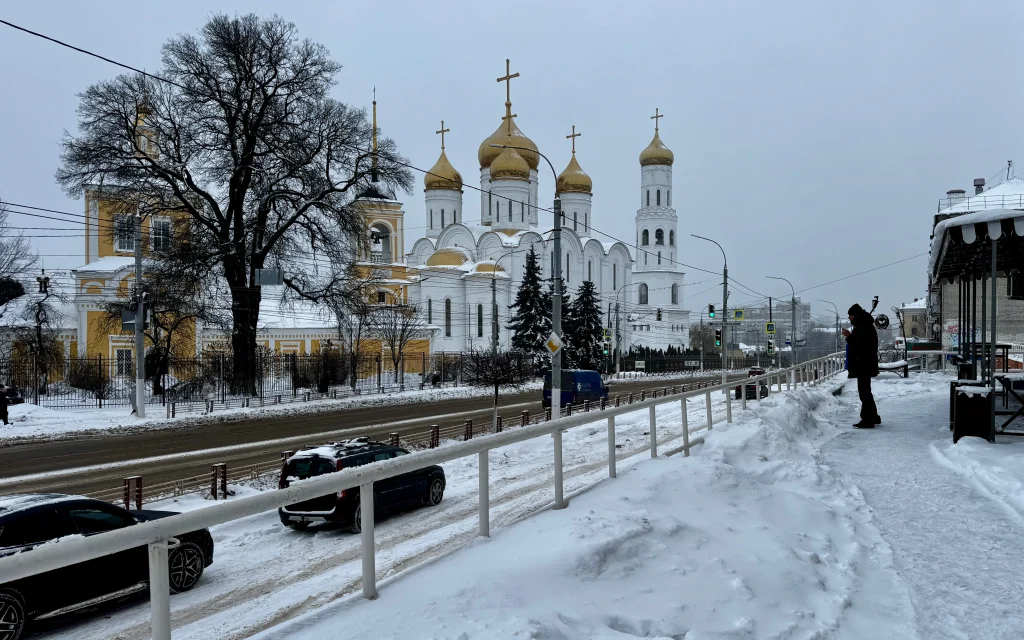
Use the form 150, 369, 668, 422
933, 436, 1024, 521
256, 380, 889, 640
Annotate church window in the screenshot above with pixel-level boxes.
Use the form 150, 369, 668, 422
638, 283, 648, 305
573, 212, 578, 231
566, 252, 570, 283
427, 299, 433, 324
444, 299, 452, 337
378, 291, 386, 304
114, 216, 135, 252
669, 230, 674, 246
644, 252, 648, 265
496, 202, 500, 222
667, 190, 671, 207
657, 189, 661, 206
151, 218, 171, 251
441, 209, 445, 227
454, 208, 457, 222
430, 210, 433, 228
613, 264, 618, 290
641, 230, 649, 246
646, 190, 650, 207
521, 202, 525, 222
588, 259, 592, 282
658, 252, 662, 265
655, 229, 664, 245
584, 212, 588, 231
477, 304, 484, 338
671, 283, 679, 305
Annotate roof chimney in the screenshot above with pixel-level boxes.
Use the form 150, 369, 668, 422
973, 178, 985, 195
946, 188, 966, 206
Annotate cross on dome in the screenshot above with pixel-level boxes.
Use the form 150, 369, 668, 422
435, 120, 450, 150
651, 107, 663, 132
566, 125, 581, 154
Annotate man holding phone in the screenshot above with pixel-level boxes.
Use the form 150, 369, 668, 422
842, 303, 880, 428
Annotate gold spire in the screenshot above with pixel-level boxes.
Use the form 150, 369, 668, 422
557, 125, 592, 194
479, 58, 539, 170
639, 107, 674, 167
425, 120, 463, 191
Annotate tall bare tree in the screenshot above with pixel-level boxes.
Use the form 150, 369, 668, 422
56, 14, 412, 393
11, 276, 67, 395
0, 199, 38, 321
462, 349, 532, 430
373, 303, 426, 385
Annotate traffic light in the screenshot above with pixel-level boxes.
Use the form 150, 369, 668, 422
708, 304, 715, 318
715, 329, 722, 347
767, 339, 774, 355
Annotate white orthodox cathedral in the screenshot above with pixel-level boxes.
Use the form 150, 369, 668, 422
361, 63, 691, 355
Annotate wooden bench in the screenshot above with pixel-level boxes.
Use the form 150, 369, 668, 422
878, 360, 909, 378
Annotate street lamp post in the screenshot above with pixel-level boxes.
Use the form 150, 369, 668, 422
699, 305, 710, 372
611, 282, 646, 376
767, 276, 797, 365
692, 235, 728, 385
818, 299, 840, 355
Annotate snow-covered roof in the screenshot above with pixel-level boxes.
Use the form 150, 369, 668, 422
929, 207, 1024, 275
900, 299, 927, 310
0, 295, 77, 329
74, 255, 136, 273
939, 178, 1024, 214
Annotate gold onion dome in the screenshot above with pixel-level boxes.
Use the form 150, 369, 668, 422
489, 147, 531, 181
556, 153, 592, 194
426, 247, 471, 267
478, 113, 540, 170
639, 130, 674, 167
424, 149, 463, 191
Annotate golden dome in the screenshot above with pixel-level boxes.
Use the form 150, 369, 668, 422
478, 112, 540, 170
639, 130, 674, 167
472, 261, 506, 274
425, 247, 472, 267
489, 147, 530, 181
424, 149, 463, 191
556, 153, 593, 194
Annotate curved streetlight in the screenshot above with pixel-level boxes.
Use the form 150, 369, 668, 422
766, 275, 798, 364
818, 299, 841, 354
612, 281, 647, 375
691, 234, 729, 384
490, 142, 566, 509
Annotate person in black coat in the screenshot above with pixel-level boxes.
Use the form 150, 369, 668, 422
842, 303, 880, 428
0, 385, 8, 426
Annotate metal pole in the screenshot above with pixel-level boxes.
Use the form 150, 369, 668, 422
552, 198, 563, 420
478, 450, 489, 537
991, 239, 998, 390
553, 428, 565, 508
148, 540, 171, 640
135, 213, 146, 418
607, 416, 616, 477
981, 258, 987, 380
680, 399, 690, 456
360, 483, 377, 599
649, 405, 657, 457
614, 301, 621, 376
491, 276, 499, 354
722, 263, 728, 383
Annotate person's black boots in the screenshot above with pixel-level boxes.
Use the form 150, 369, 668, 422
853, 421, 875, 429
874, 415, 882, 425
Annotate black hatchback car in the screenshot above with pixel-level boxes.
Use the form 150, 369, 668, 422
0, 494, 214, 640
278, 438, 446, 533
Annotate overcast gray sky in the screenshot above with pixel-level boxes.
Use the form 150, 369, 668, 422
2, 0, 1021, 324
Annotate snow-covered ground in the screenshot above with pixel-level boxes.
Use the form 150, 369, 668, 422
2, 382, 542, 442
36, 372, 1024, 640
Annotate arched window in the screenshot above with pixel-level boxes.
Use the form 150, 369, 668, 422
587, 259, 593, 282
444, 299, 452, 337
477, 304, 484, 338
646, 190, 650, 207
657, 189, 661, 206
667, 190, 671, 207
655, 229, 664, 245
427, 298, 433, 324
641, 230, 649, 246
613, 264, 618, 290
669, 230, 675, 246
671, 283, 679, 305
638, 283, 648, 305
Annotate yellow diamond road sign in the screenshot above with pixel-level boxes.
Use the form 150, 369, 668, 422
545, 332, 563, 354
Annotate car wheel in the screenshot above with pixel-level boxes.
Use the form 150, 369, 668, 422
0, 591, 25, 640
350, 503, 362, 534
425, 478, 445, 506
287, 521, 310, 531
168, 541, 206, 594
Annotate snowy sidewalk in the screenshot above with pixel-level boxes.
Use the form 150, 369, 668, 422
823, 376, 1024, 640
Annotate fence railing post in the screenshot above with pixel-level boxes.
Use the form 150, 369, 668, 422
649, 405, 658, 457
430, 425, 439, 448
756, 377, 762, 400
389, 433, 399, 446
726, 387, 733, 423
464, 419, 473, 441
495, 416, 502, 433
376, 355, 382, 393
545, 407, 551, 421
681, 399, 690, 456
211, 463, 226, 500
607, 415, 616, 478
361, 482, 377, 599
479, 450, 489, 537
148, 540, 172, 640
705, 391, 713, 431
521, 409, 529, 427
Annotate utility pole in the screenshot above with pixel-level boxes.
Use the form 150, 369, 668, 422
692, 235, 728, 385
491, 276, 499, 354
552, 196, 563, 418
134, 211, 146, 418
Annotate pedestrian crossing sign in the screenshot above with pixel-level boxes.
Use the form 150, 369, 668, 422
766, 322, 776, 334
733, 309, 745, 320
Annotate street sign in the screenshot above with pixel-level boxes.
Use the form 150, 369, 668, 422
785, 339, 792, 346
684, 360, 699, 367
765, 322, 776, 335
635, 361, 646, 370
603, 328, 611, 339
733, 309, 745, 320
545, 332, 563, 354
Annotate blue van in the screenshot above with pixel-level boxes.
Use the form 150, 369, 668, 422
543, 369, 609, 408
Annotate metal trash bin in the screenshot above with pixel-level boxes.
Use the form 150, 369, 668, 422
952, 385, 995, 443
949, 380, 988, 430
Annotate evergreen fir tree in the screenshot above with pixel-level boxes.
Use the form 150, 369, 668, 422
508, 248, 549, 359
565, 280, 605, 370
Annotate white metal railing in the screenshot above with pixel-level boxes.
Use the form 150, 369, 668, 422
0, 353, 848, 639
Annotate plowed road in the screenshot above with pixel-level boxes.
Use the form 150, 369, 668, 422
0, 375, 743, 497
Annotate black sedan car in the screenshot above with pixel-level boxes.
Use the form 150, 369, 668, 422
0, 494, 214, 640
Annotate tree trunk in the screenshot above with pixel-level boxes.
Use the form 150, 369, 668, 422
229, 285, 260, 395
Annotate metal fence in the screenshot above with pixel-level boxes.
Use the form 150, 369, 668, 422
0, 351, 491, 410
616, 354, 797, 374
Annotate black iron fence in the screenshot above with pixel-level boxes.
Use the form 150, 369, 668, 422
0, 351, 496, 410
616, 354, 797, 374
